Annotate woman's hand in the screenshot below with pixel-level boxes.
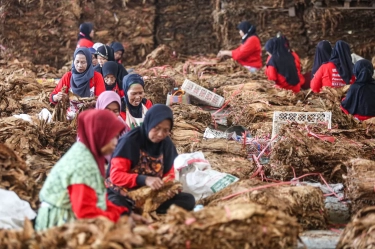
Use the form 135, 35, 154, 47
217, 51, 223, 58
166, 190, 177, 199
53, 92, 67, 102
145, 176, 164, 190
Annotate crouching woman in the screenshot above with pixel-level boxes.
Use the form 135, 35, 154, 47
35, 110, 128, 230
106, 104, 195, 213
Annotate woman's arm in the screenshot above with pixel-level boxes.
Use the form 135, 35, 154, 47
110, 157, 144, 188
50, 72, 71, 104
68, 184, 128, 222
94, 72, 106, 97
310, 66, 324, 93
265, 65, 278, 82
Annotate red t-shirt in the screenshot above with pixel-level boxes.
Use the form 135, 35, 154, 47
265, 54, 303, 93
50, 71, 105, 104
232, 36, 262, 69
77, 38, 94, 48
311, 62, 355, 93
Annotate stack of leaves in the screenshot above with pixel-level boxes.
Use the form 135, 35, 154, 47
155, 0, 219, 55
170, 104, 212, 154
81, 0, 156, 66
1, 0, 80, 68
154, 203, 301, 248
198, 179, 327, 230
269, 124, 375, 182
336, 206, 375, 249
304, 8, 375, 58
0, 143, 38, 209
344, 159, 375, 215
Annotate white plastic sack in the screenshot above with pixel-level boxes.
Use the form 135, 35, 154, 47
0, 189, 36, 230
13, 114, 33, 123
38, 108, 52, 123
174, 152, 239, 200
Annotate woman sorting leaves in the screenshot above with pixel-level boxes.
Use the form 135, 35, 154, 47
311, 41, 332, 78
50, 48, 105, 120
110, 41, 125, 64
106, 104, 195, 213
311, 40, 355, 93
120, 74, 153, 131
94, 45, 128, 90
35, 109, 128, 231
265, 37, 304, 93
76, 22, 94, 48
101, 61, 124, 98
217, 21, 262, 72
340, 60, 375, 121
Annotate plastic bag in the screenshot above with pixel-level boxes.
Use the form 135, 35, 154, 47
174, 152, 238, 200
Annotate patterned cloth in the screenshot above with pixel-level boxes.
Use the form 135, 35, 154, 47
35, 142, 106, 231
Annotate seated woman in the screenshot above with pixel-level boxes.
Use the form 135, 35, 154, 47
340, 60, 375, 121
311, 40, 332, 78
35, 109, 128, 230
311, 40, 355, 93
106, 104, 195, 213
102, 61, 124, 97
95, 45, 128, 90
76, 22, 94, 48
121, 74, 153, 131
110, 41, 125, 64
50, 48, 105, 120
217, 21, 262, 72
265, 37, 303, 93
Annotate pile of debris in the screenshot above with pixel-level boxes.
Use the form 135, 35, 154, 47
336, 206, 375, 249
198, 179, 327, 230
154, 203, 301, 248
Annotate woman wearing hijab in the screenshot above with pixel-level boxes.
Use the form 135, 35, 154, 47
77, 22, 94, 48
265, 37, 304, 93
102, 61, 124, 97
94, 45, 128, 90
35, 110, 128, 230
311, 40, 355, 93
106, 104, 195, 213
311, 41, 332, 78
50, 48, 105, 119
121, 74, 153, 131
217, 21, 262, 72
340, 60, 375, 121
110, 42, 125, 64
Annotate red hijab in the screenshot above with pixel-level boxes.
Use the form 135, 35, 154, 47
77, 109, 125, 176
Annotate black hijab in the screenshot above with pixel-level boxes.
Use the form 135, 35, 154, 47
329, 40, 353, 85
110, 42, 125, 53
312, 40, 332, 77
94, 45, 127, 90
265, 37, 300, 86
102, 61, 119, 91
78, 22, 93, 41
237, 21, 257, 44
110, 104, 177, 177
122, 74, 147, 118
70, 48, 94, 97
341, 60, 375, 116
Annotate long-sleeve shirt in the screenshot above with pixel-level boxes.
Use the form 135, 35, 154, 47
68, 184, 127, 221
50, 71, 105, 104
311, 62, 355, 93
232, 36, 262, 69
77, 38, 94, 48
109, 157, 175, 189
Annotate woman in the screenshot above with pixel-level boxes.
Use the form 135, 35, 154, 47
77, 22, 94, 48
35, 110, 128, 230
95, 45, 128, 89
311, 40, 355, 93
102, 61, 124, 97
110, 41, 125, 64
106, 104, 195, 213
217, 21, 262, 72
89, 47, 98, 67
341, 60, 375, 121
50, 48, 105, 120
121, 74, 153, 131
265, 37, 303, 93
311, 41, 332, 78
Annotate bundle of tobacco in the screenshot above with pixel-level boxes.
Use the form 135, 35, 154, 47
198, 179, 327, 229
154, 203, 301, 249
336, 206, 375, 249
344, 159, 375, 215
